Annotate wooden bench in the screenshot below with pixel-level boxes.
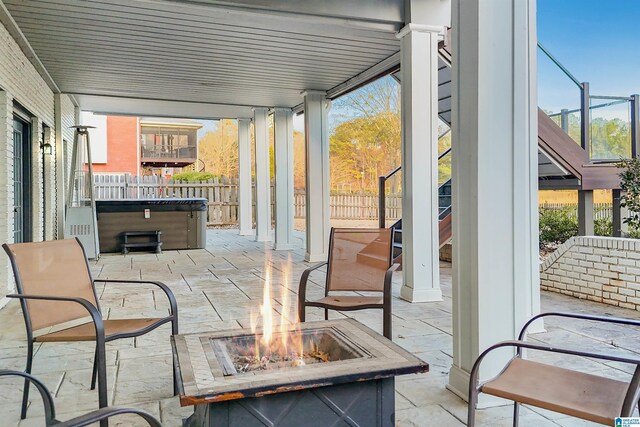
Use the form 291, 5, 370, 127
121, 231, 162, 255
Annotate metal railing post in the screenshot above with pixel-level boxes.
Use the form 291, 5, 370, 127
631, 94, 640, 158
560, 108, 569, 133
378, 176, 386, 229
580, 82, 590, 153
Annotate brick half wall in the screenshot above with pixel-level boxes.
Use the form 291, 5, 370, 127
540, 236, 640, 311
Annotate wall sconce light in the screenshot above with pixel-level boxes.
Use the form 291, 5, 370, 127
40, 141, 53, 155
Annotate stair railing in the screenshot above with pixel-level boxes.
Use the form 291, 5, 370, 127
379, 146, 453, 228
378, 165, 401, 228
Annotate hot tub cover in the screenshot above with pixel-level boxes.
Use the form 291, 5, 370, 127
96, 198, 207, 213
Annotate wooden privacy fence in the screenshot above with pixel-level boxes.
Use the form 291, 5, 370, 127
91, 174, 405, 225
91, 175, 616, 226
539, 202, 613, 220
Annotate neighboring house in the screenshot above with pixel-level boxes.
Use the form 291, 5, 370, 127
81, 112, 203, 177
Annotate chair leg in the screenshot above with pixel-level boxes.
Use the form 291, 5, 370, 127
513, 402, 519, 427
91, 346, 98, 390
172, 317, 179, 396
324, 308, 328, 321
467, 388, 477, 427
298, 303, 306, 323
20, 340, 34, 419
383, 307, 392, 339
96, 341, 108, 427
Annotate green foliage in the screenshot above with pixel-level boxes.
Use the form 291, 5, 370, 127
627, 227, 640, 239
539, 207, 578, 247
594, 217, 612, 237
618, 158, 640, 232
172, 171, 217, 182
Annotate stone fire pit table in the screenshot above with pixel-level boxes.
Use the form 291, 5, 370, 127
172, 318, 429, 427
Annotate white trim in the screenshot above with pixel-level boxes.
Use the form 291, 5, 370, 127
396, 23, 444, 39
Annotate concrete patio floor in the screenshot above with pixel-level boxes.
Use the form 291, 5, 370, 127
1, 229, 640, 426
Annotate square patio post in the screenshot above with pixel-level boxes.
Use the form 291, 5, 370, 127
397, 24, 442, 303
303, 91, 330, 262
237, 118, 253, 236
447, 0, 541, 401
273, 108, 295, 250
253, 107, 271, 242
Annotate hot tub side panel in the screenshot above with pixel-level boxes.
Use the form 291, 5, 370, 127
96, 199, 207, 252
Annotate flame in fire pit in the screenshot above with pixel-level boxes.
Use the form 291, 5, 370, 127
248, 252, 304, 364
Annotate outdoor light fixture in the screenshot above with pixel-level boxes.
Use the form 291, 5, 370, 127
40, 140, 53, 155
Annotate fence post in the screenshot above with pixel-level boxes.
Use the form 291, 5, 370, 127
631, 94, 639, 159
378, 176, 386, 228
580, 82, 590, 153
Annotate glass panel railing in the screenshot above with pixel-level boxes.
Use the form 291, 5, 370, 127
589, 96, 632, 161
537, 43, 583, 145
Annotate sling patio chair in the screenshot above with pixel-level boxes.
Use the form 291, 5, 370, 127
297, 228, 398, 339
0, 370, 163, 427
468, 312, 640, 426
3, 238, 178, 424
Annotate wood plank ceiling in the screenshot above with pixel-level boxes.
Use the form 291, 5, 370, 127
4, 0, 402, 109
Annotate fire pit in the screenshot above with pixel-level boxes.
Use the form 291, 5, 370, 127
172, 319, 429, 427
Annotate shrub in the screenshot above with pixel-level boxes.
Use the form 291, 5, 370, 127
594, 217, 612, 236
539, 207, 578, 247
619, 158, 640, 235
172, 171, 217, 182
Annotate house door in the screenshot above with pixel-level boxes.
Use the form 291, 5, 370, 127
13, 117, 32, 243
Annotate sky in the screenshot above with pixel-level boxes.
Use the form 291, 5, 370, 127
537, 0, 640, 116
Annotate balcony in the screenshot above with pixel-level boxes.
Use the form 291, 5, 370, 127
140, 144, 197, 168
140, 124, 200, 168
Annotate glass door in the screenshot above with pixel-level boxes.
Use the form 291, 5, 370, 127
13, 117, 31, 243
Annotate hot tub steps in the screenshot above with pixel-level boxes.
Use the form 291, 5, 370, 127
121, 231, 162, 254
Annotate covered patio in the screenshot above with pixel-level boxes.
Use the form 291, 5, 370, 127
0, 230, 637, 426
3, 0, 628, 425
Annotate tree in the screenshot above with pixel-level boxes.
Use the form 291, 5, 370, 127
198, 119, 239, 178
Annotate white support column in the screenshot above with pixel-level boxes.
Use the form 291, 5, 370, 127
273, 108, 295, 250
54, 94, 66, 239
397, 24, 442, 303
447, 0, 541, 401
237, 118, 253, 236
0, 91, 14, 307
31, 116, 44, 242
303, 91, 331, 262
43, 126, 55, 241
253, 107, 271, 242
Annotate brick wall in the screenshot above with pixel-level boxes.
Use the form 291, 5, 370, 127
540, 236, 640, 311
90, 116, 139, 174
0, 20, 68, 306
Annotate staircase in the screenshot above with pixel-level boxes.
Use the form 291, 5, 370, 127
381, 31, 634, 265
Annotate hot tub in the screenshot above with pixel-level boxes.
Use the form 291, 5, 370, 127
96, 198, 207, 253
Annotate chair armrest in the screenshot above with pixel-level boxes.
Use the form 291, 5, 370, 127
469, 339, 640, 398
0, 370, 56, 422
383, 263, 400, 296
54, 407, 162, 427
298, 262, 328, 301
94, 279, 178, 317
7, 294, 105, 341
518, 312, 640, 340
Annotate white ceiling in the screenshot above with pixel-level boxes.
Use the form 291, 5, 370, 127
4, 0, 404, 112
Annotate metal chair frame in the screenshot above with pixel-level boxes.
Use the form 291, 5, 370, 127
3, 238, 179, 427
468, 312, 640, 426
297, 228, 398, 339
0, 370, 163, 427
